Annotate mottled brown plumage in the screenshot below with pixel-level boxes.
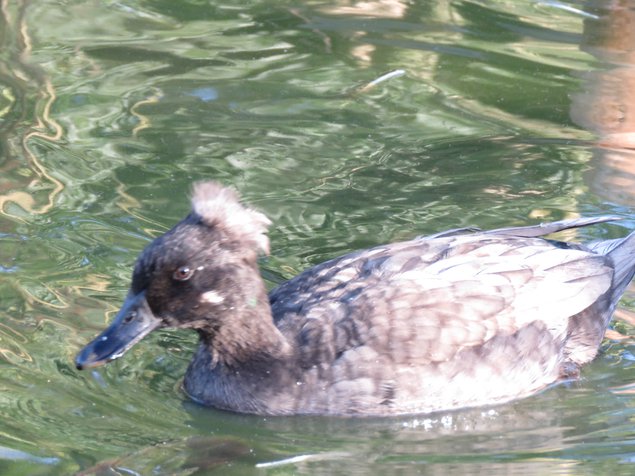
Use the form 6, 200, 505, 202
76, 182, 635, 416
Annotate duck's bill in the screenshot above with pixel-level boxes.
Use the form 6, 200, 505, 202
75, 291, 162, 370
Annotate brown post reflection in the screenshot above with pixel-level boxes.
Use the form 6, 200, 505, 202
570, 0, 635, 206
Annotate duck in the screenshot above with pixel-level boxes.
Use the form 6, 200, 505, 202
75, 182, 635, 416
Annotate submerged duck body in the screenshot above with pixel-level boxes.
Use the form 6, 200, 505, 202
76, 182, 635, 416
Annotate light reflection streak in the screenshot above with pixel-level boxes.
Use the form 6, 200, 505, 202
0, 0, 64, 220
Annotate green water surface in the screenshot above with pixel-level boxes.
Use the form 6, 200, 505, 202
0, 1, 634, 474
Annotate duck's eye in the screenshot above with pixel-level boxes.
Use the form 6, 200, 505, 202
173, 266, 194, 281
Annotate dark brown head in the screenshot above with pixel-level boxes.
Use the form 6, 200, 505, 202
75, 182, 272, 370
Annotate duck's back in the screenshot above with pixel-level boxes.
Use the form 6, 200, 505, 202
267, 224, 619, 415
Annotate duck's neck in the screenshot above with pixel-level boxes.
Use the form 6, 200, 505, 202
196, 277, 292, 369
183, 294, 295, 414
181, 265, 298, 412
183, 336, 292, 414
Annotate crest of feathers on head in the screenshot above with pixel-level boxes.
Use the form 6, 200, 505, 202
190, 181, 272, 255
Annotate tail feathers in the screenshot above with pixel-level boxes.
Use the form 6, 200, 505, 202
592, 231, 635, 303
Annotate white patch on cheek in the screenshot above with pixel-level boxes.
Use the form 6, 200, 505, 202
200, 290, 225, 305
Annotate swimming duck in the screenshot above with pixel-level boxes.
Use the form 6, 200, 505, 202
76, 182, 635, 416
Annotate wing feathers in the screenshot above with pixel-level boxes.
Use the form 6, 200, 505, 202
273, 231, 614, 369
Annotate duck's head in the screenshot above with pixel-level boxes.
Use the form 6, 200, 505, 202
75, 182, 272, 370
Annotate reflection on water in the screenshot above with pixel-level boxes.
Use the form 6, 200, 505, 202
0, 0, 633, 474
571, 0, 635, 208
0, 0, 64, 219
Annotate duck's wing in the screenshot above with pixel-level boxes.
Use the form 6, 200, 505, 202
419, 216, 620, 240
482, 215, 621, 238
269, 231, 614, 370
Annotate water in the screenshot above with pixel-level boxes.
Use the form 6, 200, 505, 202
0, 0, 634, 474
